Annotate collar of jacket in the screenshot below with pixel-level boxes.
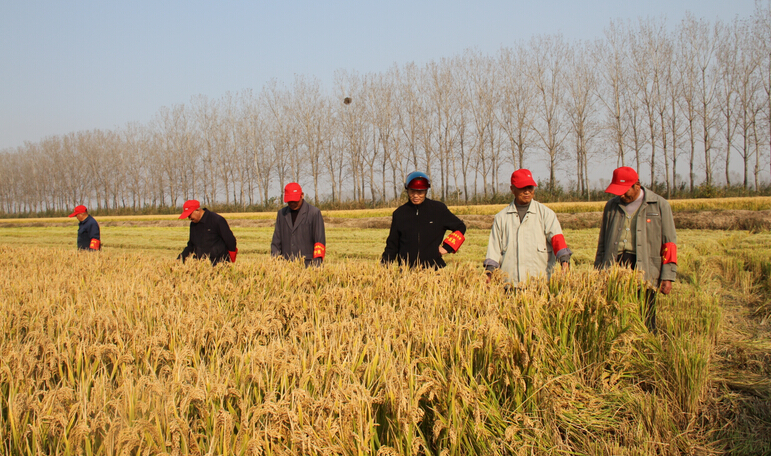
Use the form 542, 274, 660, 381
406, 198, 432, 209
506, 200, 535, 213
285, 201, 309, 230
612, 187, 658, 206
198, 208, 210, 223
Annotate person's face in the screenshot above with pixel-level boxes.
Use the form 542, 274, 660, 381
188, 208, 204, 223
408, 188, 427, 205
287, 194, 304, 211
75, 212, 88, 222
511, 185, 535, 205
619, 182, 641, 204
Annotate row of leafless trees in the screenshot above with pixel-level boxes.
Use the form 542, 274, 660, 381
2, 7, 771, 214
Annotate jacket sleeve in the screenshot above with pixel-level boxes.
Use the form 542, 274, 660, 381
659, 199, 677, 282
594, 203, 610, 269
443, 206, 466, 235
217, 216, 237, 253
178, 225, 194, 262
88, 219, 100, 241
381, 211, 400, 264
483, 214, 503, 272
312, 209, 326, 265
87, 218, 101, 250
440, 205, 467, 253
543, 209, 571, 262
270, 212, 282, 257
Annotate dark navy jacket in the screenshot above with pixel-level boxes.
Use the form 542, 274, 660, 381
381, 198, 466, 269
178, 209, 237, 265
77, 215, 100, 250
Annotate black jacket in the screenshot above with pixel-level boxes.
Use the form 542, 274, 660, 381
178, 209, 237, 265
382, 198, 466, 269
77, 215, 100, 250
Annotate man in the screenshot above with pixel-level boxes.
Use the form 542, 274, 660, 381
484, 169, 571, 287
594, 167, 677, 331
271, 183, 326, 266
178, 199, 237, 265
381, 171, 467, 269
69, 205, 101, 251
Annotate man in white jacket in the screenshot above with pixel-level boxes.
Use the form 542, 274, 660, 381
484, 169, 572, 286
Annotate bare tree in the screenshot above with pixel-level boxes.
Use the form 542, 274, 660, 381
629, 18, 669, 186
498, 44, 536, 172
527, 34, 570, 190
753, 3, 771, 185
566, 41, 600, 197
717, 19, 743, 186
596, 20, 631, 167
729, 19, 763, 189
429, 57, 464, 200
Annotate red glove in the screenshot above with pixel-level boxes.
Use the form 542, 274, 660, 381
229, 249, 238, 263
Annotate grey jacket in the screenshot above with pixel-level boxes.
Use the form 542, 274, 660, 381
271, 201, 326, 266
594, 187, 677, 286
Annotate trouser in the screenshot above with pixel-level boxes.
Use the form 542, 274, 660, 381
617, 252, 658, 332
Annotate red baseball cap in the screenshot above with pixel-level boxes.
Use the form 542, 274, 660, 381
179, 200, 201, 219
511, 169, 537, 188
407, 178, 429, 190
284, 183, 303, 202
68, 205, 87, 217
605, 167, 639, 195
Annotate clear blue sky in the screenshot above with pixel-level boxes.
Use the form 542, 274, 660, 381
0, 0, 759, 151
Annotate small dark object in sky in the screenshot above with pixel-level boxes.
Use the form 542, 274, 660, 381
343, 97, 352, 105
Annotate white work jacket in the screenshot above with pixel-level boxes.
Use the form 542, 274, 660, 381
484, 200, 565, 285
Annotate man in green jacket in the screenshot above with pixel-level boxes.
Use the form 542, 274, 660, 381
594, 167, 677, 331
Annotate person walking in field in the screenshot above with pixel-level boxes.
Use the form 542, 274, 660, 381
271, 183, 326, 266
484, 169, 572, 287
594, 167, 677, 331
381, 171, 467, 269
177, 199, 238, 265
69, 205, 101, 251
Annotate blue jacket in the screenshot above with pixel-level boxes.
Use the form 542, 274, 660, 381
77, 215, 101, 250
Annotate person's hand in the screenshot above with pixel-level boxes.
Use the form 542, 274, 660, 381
659, 280, 673, 295
438, 246, 448, 255
561, 261, 569, 272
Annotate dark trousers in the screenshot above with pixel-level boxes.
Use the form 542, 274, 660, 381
617, 253, 657, 332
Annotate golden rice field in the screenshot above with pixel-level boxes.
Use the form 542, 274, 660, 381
1, 212, 770, 454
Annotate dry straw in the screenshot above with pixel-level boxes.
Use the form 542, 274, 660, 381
0, 238, 741, 455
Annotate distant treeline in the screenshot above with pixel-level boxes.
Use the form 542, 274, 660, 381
2, 6, 771, 216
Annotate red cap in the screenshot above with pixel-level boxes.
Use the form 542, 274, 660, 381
407, 177, 429, 190
284, 183, 303, 202
605, 167, 639, 195
179, 200, 200, 219
68, 205, 87, 217
511, 169, 537, 188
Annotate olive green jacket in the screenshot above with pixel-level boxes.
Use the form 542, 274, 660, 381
594, 188, 677, 286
